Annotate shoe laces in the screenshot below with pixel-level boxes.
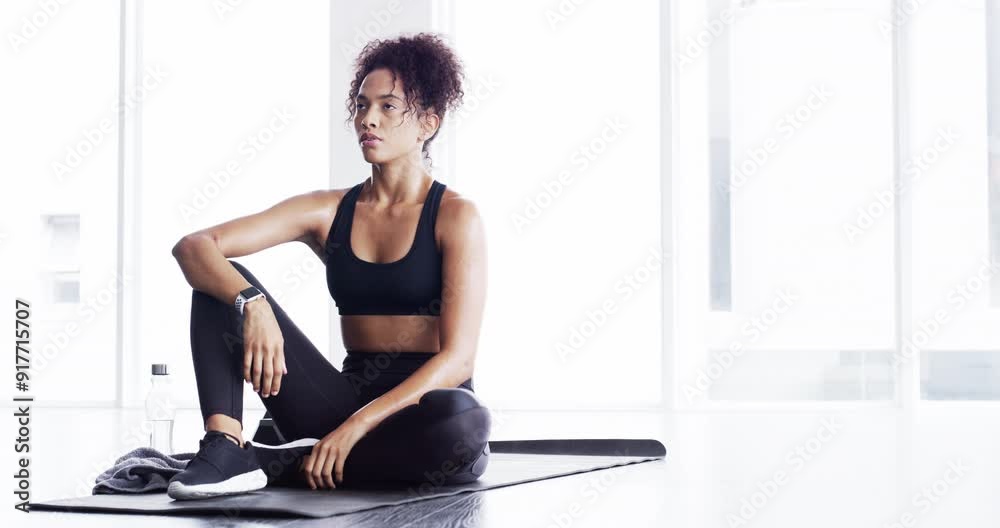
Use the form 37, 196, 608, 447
191, 431, 243, 472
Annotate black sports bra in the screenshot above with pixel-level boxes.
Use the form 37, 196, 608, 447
324, 180, 446, 316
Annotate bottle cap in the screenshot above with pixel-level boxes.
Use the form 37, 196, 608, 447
151, 363, 169, 375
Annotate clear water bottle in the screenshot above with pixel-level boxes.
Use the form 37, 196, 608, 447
146, 363, 176, 454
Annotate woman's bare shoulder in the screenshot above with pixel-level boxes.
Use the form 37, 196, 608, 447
438, 186, 480, 218
435, 186, 484, 248
309, 185, 357, 257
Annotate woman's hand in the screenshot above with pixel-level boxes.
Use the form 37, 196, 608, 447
241, 300, 287, 398
301, 417, 371, 489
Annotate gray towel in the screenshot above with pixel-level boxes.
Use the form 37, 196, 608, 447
92, 447, 196, 495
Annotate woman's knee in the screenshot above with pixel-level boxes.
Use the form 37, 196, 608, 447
419, 387, 485, 416
419, 388, 492, 456
406, 390, 491, 485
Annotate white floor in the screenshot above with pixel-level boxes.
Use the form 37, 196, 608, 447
8, 405, 999, 526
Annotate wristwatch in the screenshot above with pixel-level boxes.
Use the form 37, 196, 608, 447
235, 286, 266, 315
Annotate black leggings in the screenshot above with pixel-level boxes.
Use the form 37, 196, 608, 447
187, 259, 491, 488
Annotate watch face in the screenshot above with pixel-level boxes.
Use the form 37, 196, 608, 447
240, 286, 261, 298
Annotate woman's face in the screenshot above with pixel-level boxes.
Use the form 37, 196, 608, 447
353, 67, 431, 165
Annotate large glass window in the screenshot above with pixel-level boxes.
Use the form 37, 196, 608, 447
135, 0, 331, 408
12, 0, 996, 410
454, 0, 664, 408
680, 0, 897, 403
1, 0, 122, 403
916, 0, 995, 400
680, 0, 997, 404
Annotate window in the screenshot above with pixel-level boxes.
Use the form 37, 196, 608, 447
133, 0, 331, 408
914, 0, 995, 401
681, 0, 898, 403
684, 0, 996, 404
1, 1, 122, 403
43, 214, 81, 304
453, 0, 663, 408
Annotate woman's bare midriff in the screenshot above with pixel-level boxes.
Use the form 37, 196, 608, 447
340, 315, 441, 354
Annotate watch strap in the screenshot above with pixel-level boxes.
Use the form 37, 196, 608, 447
235, 286, 265, 315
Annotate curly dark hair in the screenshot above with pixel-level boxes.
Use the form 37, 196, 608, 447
345, 32, 465, 170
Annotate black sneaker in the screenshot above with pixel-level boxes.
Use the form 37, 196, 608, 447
167, 430, 267, 500
249, 437, 319, 487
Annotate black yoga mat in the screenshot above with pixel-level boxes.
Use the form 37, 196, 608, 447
30, 438, 666, 519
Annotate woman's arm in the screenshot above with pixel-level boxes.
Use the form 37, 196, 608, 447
171, 189, 339, 397
171, 190, 336, 305
348, 195, 488, 428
